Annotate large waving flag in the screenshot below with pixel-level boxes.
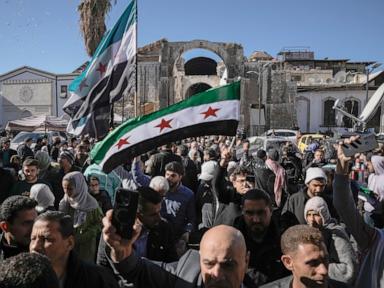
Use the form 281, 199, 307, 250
64, 0, 137, 138
90, 81, 241, 173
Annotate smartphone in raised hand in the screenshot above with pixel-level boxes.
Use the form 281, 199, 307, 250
112, 188, 139, 239
341, 134, 378, 157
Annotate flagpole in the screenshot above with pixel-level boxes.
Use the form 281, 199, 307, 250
135, 0, 138, 118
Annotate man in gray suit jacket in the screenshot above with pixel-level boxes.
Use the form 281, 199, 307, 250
102, 212, 250, 288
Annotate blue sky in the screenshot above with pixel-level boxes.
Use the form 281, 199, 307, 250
0, 0, 383, 75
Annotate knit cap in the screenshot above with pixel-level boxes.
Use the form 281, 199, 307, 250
305, 167, 327, 185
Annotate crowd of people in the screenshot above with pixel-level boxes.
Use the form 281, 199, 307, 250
1, 132, 384, 287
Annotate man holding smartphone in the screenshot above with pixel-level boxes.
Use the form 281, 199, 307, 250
101, 217, 250, 288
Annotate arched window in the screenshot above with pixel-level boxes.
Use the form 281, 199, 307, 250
323, 99, 336, 126
343, 99, 359, 128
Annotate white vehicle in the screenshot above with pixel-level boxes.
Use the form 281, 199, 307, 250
262, 129, 300, 144
236, 136, 298, 160
10, 131, 66, 151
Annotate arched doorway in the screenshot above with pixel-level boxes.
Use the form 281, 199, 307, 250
185, 83, 212, 98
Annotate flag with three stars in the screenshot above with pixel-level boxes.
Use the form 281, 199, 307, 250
63, 0, 137, 138
90, 81, 241, 173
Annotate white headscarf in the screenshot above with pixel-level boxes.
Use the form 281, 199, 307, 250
30, 183, 55, 213
368, 155, 384, 201
60, 171, 99, 227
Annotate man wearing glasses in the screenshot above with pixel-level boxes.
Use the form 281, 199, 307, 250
233, 189, 289, 286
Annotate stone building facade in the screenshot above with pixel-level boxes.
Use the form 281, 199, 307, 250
1, 41, 383, 136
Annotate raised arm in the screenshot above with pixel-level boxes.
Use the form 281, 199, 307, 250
333, 138, 376, 252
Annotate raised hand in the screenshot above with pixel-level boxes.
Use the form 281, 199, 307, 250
102, 210, 142, 262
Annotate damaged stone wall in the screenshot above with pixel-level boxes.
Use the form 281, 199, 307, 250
266, 70, 297, 130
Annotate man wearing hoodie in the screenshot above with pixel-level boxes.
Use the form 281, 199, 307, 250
282, 167, 333, 226
304, 196, 356, 286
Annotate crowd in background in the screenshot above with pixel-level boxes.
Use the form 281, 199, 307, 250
1, 131, 384, 287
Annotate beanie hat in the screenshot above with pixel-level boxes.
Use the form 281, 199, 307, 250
304, 196, 331, 225
59, 150, 75, 165
199, 160, 218, 181
305, 167, 327, 185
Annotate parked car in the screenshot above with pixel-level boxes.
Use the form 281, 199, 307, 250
10, 131, 66, 151
236, 136, 298, 161
262, 129, 300, 144
297, 133, 328, 153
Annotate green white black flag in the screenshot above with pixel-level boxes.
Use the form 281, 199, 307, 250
90, 81, 241, 173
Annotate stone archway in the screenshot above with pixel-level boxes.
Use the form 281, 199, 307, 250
168, 40, 243, 103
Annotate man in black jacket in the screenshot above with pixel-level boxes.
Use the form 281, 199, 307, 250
102, 218, 250, 288
17, 137, 34, 163
30, 211, 119, 288
0, 196, 37, 260
137, 186, 178, 262
147, 144, 182, 177
234, 189, 289, 286
0, 137, 17, 168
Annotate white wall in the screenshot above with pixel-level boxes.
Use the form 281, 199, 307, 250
296, 89, 373, 133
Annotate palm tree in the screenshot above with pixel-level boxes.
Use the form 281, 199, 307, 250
78, 0, 116, 57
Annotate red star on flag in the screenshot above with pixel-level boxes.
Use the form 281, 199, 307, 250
155, 118, 173, 132
201, 106, 220, 119
79, 79, 89, 92
115, 137, 130, 149
96, 62, 107, 76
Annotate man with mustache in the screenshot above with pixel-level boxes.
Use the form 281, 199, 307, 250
102, 216, 250, 288
261, 225, 330, 288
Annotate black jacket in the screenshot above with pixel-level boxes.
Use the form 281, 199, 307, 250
97, 219, 178, 265
0, 232, 28, 260
233, 213, 289, 284
180, 156, 198, 193
0, 168, 15, 204
0, 148, 17, 168
148, 150, 182, 177
64, 250, 119, 288
251, 158, 277, 206
91, 189, 113, 214
17, 144, 34, 162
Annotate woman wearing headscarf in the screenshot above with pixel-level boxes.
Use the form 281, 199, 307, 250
368, 155, 384, 201
35, 151, 63, 209
265, 148, 287, 208
29, 183, 55, 214
59, 171, 103, 263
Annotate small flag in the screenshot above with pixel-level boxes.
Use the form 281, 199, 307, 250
90, 81, 241, 173
64, 0, 137, 138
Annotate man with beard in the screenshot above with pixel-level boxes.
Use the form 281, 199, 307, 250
234, 189, 289, 286
0, 196, 37, 259
261, 225, 329, 288
102, 219, 249, 288
97, 186, 177, 266
10, 158, 51, 197
132, 159, 196, 240
282, 167, 330, 225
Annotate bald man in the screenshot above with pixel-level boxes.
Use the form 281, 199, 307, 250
101, 210, 249, 288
